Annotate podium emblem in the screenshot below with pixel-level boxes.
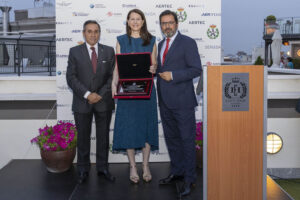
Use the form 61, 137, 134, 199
222, 73, 249, 111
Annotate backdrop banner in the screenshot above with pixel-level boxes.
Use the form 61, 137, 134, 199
56, 0, 221, 163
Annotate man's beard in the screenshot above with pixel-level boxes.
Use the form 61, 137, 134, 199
163, 28, 176, 38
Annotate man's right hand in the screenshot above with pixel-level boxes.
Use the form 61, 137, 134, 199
87, 93, 102, 104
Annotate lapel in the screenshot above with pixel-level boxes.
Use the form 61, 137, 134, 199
157, 39, 164, 67
81, 43, 94, 74
97, 43, 104, 74
164, 32, 181, 65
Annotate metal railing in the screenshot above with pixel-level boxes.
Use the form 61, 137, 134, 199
0, 37, 56, 76
264, 17, 300, 35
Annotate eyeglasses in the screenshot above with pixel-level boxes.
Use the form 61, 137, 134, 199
160, 21, 176, 26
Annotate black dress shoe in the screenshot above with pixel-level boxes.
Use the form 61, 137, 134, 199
179, 182, 194, 197
159, 174, 184, 185
78, 172, 89, 184
97, 170, 116, 182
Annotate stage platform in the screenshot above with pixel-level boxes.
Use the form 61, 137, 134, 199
0, 160, 293, 200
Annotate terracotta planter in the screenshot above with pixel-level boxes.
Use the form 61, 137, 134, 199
196, 146, 203, 168
40, 148, 76, 173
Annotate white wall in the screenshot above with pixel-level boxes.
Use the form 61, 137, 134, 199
267, 118, 300, 168
0, 120, 57, 169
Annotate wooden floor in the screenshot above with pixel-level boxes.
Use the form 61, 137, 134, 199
0, 160, 292, 200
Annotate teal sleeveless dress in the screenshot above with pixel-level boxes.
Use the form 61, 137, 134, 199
112, 34, 159, 152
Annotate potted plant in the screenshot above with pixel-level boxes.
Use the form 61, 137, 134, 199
266, 15, 276, 24
265, 15, 278, 35
195, 121, 203, 168
31, 121, 77, 173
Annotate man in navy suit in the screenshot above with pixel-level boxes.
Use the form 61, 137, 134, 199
66, 20, 115, 183
157, 10, 202, 197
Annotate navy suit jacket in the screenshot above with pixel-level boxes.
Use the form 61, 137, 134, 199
157, 32, 202, 109
66, 43, 115, 113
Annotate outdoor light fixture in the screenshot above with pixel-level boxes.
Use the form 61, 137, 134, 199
267, 132, 283, 154
283, 41, 289, 46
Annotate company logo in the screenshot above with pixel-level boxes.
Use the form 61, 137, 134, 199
106, 29, 122, 34
72, 12, 89, 17
207, 25, 220, 39
205, 45, 221, 49
224, 77, 247, 100
176, 8, 187, 22
144, 12, 156, 16
122, 4, 136, 8
193, 38, 204, 42
56, 1, 72, 7
107, 12, 122, 17
202, 12, 221, 17
188, 4, 205, 8
56, 38, 73, 42
56, 21, 72, 25
149, 29, 156, 34
56, 54, 68, 58
179, 29, 188, 33
189, 21, 205, 25
71, 29, 81, 33
60, 120, 75, 124
90, 4, 106, 9
57, 71, 62, 76
96, 19, 106, 24
200, 54, 206, 59
57, 104, 71, 108
155, 4, 172, 8
57, 85, 72, 91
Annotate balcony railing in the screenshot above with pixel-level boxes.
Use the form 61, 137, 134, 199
264, 17, 300, 36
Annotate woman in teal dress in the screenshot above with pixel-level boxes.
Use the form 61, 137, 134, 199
111, 9, 158, 184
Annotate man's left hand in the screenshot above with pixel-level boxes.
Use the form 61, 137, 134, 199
159, 71, 172, 81
88, 93, 102, 104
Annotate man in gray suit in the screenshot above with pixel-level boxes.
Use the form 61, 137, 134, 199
66, 20, 115, 183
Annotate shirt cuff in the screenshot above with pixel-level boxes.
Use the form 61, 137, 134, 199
84, 91, 91, 99
171, 72, 173, 80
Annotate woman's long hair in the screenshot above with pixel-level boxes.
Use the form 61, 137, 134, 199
126, 9, 153, 46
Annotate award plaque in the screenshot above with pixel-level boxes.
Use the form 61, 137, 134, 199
114, 52, 153, 99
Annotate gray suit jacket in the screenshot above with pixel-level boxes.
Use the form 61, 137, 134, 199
66, 43, 115, 113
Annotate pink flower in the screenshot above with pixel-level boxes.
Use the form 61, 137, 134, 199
30, 121, 77, 151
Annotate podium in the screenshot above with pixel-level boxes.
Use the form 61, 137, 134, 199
203, 65, 267, 200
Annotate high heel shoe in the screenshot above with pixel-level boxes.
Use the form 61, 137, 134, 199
142, 164, 152, 182
129, 165, 139, 184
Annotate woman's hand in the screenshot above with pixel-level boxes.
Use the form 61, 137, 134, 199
112, 82, 117, 98
149, 65, 157, 74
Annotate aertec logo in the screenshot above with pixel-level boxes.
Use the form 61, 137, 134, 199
155, 4, 172, 8
202, 13, 221, 17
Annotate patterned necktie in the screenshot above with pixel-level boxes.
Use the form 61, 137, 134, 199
162, 38, 170, 65
90, 47, 97, 73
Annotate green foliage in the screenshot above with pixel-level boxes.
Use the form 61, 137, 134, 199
266, 15, 276, 22
254, 56, 264, 65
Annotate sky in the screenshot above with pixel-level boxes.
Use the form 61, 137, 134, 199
2, 0, 300, 55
